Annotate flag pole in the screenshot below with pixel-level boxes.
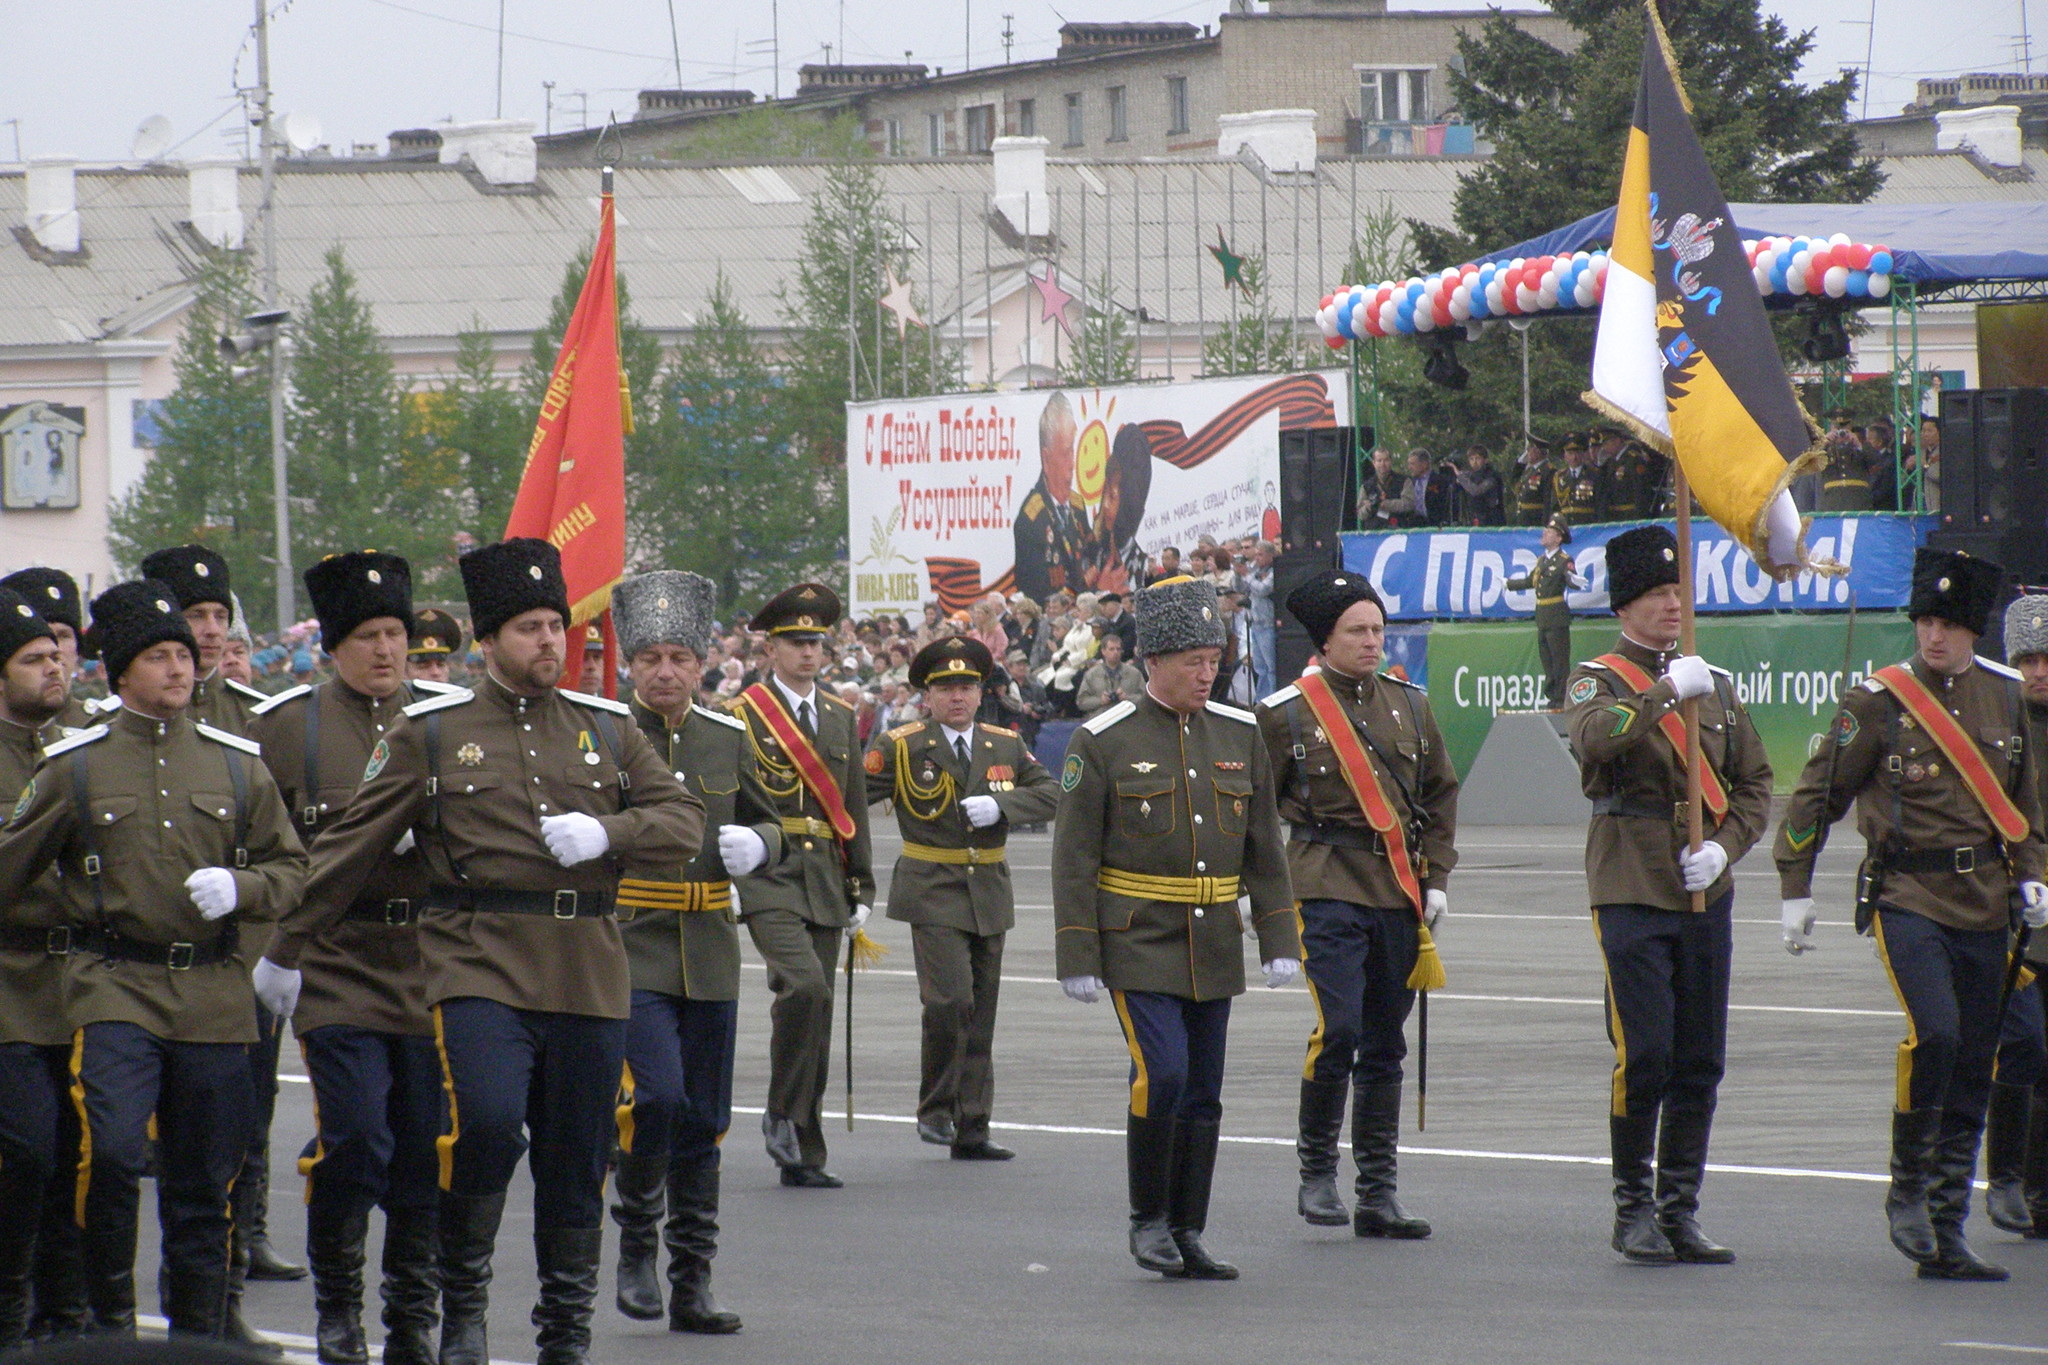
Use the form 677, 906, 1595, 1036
1673, 467, 1707, 913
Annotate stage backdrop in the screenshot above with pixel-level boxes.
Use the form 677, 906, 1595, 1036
846, 371, 1351, 618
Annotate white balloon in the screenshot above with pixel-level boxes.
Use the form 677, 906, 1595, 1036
1869, 273, 1891, 298
1823, 265, 1849, 298
1753, 264, 1772, 293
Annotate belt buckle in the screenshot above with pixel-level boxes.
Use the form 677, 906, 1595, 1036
44, 926, 70, 955
1672, 800, 1689, 826
1953, 846, 1977, 875
165, 941, 195, 971
385, 899, 413, 926
553, 890, 579, 920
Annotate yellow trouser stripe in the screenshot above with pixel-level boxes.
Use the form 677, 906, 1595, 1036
432, 1005, 461, 1193
296, 1039, 326, 1204
67, 1030, 90, 1228
1298, 905, 1327, 1081
1111, 990, 1150, 1120
781, 816, 835, 838
617, 878, 732, 912
616, 1062, 637, 1157
1591, 910, 1628, 1118
900, 841, 1008, 866
1871, 914, 1919, 1111
1095, 869, 1241, 903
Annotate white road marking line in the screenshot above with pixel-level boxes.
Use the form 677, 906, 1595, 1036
1946, 1346, 2048, 1357
136, 1315, 531, 1365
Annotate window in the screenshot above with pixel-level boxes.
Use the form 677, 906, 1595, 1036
1166, 76, 1188, 135
1360, 68, 1431, 123
885, 118, 903, 156
927, 111, 944, 155
964, 104, 996, 154
1107, 85, 1127, 142
1064, 92, 1083, 147
1016, 98, 1036, 138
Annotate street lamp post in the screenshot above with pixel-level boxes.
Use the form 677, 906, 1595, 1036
253, 0, 294, 627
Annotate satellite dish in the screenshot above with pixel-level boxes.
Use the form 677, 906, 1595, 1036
281, 111, 323, 154
131, 115, 173, 162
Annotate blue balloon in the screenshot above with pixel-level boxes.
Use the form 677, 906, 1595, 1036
1870, 251, 1893, 274
1846, 269, 1869, 298
1406, 281, 1425, 301
1469, 292, 1491, 320
1770, 262, 1789, 292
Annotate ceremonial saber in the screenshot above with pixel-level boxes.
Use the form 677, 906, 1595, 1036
1416, 990, 1428, 1131
1995, 923, 2034, 1069
845, 936, 855, 1132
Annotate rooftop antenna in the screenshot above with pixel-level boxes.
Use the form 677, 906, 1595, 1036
495, 0, 507, 117
1002, 13, 1014, 64
131, 114, 173, 163
2023, 0, 2035, 71
839, 0, 846, 66
543, 80, 555, 136
965, 0, 972, 72
666, 0, 683, 88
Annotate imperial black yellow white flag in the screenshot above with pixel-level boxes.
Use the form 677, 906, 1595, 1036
1587, 7, 1821, 576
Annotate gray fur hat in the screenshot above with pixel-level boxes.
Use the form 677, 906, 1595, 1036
227, 592, 254, 649
2006, 593, 2048, 662
614, 570, 716, 661
1133, 575, 1228, 657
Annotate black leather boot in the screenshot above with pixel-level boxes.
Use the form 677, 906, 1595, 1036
161, 1257, 229, 1341
2025, 1092, 2048, 1240
1982, 1081, 2033, 1234
530, 1227, 602, 1365
79, 1194, 137, 1335
609, 1145, 665, 1321
0, 1176, 33, 1350
665, 1163, 740, 1334
1125, 1113, 1182, 1275
28, 1174, 88, 1343
436, 1191, 505, 1365
1886, 1107, 1941, 1265
223, 1182, 283, 1356
1655, 1105, 1734, 1264
240, 1159, 307, 1282
1352, 1082, 1429, 1239
1166, 1119, 1237, 1280
378, 1204, 438, 1365
306, 1203, 370, 1365
1296, 1078, 1349, 1227
1610, 1112, 1674, 1264
1919, 1116, 2008, 1281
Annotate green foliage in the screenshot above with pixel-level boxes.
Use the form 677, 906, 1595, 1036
1058, 273, 1138, 385
660, 106, 872, 162
405, 324, 529, 590
287, 247, 408, 563
1201, 255, 1298, 377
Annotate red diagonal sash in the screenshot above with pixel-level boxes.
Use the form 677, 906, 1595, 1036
740, 684, 857, 842
1594, 653, 1730, 821
1872, 665, 2029, 843
1296, 672, 1423, 918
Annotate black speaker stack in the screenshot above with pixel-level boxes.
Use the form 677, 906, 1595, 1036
1930, 387, 2048, 588
1274, 426, 1368, 687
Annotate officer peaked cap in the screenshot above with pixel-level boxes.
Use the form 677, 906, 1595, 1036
410, 607, 464, 659
910, 635, 992, 688
460, 538, 571, 640
750, 582, 841, 638
305, 551, 415, 652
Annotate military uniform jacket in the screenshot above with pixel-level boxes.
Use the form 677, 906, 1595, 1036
249, 680, 434, 1037
2027, 698, 2048, 967
726, 684, 875, 926
1505, 550, 1575, 631
1052, 692, 1298, 1000
1512, 459, 1554, 524
621, 698, 783, 1002
1013, 474, 1092, 601
1776, 655, 2046, 934
1257, 667, 1459, 910
1550, 463, 1604, 525
865, 719, 1060, 936
0, 716, 75, 1046
1601, 448, 1657, 519
274, 677, 704, 1021
188, 671, 266, 736
0, 707, 307, 1044
1567, 636, 1774, 910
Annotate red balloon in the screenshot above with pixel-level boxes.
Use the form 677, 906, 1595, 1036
1433, 299, 1452, 327
1324, 334, 1348, 350
1847, 244, 1872, 270
1806, 264, 1827, 294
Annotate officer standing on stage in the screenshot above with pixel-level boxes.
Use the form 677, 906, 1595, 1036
0, 588, 86, 1347
1054, 576, 1298, 1279
140, 547, 269, 736
1, 569, 91, 729
727, 583, 875, 1189
1505, 515, 1586, 711
1564, 526, 1773, 1265
1550, 436, 1604, 527
0, 581, 307, 1339
864, 636, 1059, 1160
407, 609, 465, 687
1258, 570, 1457, 1242
273, 539, 703, 1365
607, 570, 779, 1335
245, 552, 442, 1365
1511, 435, 1554, 527
1777, 546, 2048, 1281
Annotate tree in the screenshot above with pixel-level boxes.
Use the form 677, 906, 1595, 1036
1058, 273, 1139, 386
1201, 255, 1297, 377
399, 323, 528, 598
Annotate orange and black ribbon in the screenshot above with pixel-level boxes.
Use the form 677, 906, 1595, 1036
1296, 672, 1423, 919
1593, 652, 1730, 822
1872, 665, 2029, 843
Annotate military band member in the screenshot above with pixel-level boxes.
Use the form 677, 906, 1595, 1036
408, 609, 465, 687
864, 636, 1059, 1160
246, 552, 442, 1365
1989, 593, 2048, 1238
0, 581, 308, 1339
1776, 547, 2048, 1281
270, 539, 704, 1365
1259, 570, 1457, 1241
608, 571, 780, 1335
0, 589, 86, 1347
727, 583, 875, 1188
1504, 515, 1585, 711
1054, 576, 1299, 1279
1, 568, 91, 729
1565, 526, 1773, 1265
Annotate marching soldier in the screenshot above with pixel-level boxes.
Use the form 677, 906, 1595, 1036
1776, 546, 2047, 1281
1504, 515, 1585, 711
245, 552, 442, 1365
1259, 571, 1457, 1242
407, 609, 465, 687
0, 568, 91, 729
1549, 436, 1604, 527
1510, 435, 1554, 527
727, 583, 875, 1188
1564, 526, 1772, 1265
863, 636, 1059, 1160
1053, 576, 1299, 1279
0, 581, 307, 1338
607, 571, 780, 1335
0, 588, 86, 1347
266, 538, 703, 1365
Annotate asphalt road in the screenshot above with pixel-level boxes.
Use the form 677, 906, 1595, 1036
190, 822, 2045, 1365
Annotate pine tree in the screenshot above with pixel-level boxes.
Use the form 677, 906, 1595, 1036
431, 324, 530, 546
1201, 255, 1298, 377
1058, 273, 1139, 386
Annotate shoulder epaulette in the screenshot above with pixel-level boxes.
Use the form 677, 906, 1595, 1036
886, 720, 926, 740
1081, 700, 1136, 734
978, 723, 1019, 739
821, 692, 855, 712
1386, 674, 1428, 694
86, 694, 119, 715
41, 724, 108, 759
195, 722, 262, 755
402, 688, 475, 719
1582, 659, 1611, 672
224, 678, 270, 703
250, 683, 313, 716
692, 703, 746, 731
560, 687, 632, 716
1205, 700, 1256, 724
1257, 683, 1301, 709
411, 679, 467, 696
1860, 676, 1886, 693
1979, 658, 2022, 681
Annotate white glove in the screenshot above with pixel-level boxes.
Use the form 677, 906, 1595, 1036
1262, 958, 1300, 989
1424, 889, 1448, 931
1665, 655, 1713, 701
1567, 571, 1590, 591
540, 812, 610, 867
1680, 840, 1729, 892
961, 795, 1002, 829
1781, 897, 1818, 955
1061, 974, 1104, 1004
393, 829, 416, 856
185, 867, 238, 921
845, 902, 872, 938
2022, 881, 2048, 930
252, 958, 302, 1019
717, 824, 768, 876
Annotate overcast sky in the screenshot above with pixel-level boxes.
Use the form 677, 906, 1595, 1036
6, 0, 2037, 162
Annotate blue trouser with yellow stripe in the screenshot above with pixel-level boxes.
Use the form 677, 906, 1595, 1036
1112, 991, 1230, 1123
0, 1041, 84, 1343
299, 1025, 444, 1220
1995, 972, 2046, 1089
1874, 907, 2006, 1123
1298, 900, 1417, 1087
1592, 894, 1732, 1118
619, 991, 738, 1175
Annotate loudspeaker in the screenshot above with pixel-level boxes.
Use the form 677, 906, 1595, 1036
1279, 426, 1368, 555
1272, 544, 1341, 689
1935, 387, 2048, 585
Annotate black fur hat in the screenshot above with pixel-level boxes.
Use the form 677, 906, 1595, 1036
0, 568, 80, 633
459, 538, 571, 640
86, 580, 199, 685
0, 586, 55, 668
1909, 546, 2002, 636
304, 551, 415, 651
139, 545, 232, 615
1284, 569, 1386, 650
1605, 525, 1681, 612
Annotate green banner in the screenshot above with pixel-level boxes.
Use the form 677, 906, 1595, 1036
1425, 613, 1917, 793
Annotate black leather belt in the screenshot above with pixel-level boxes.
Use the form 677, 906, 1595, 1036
1288, 823, 1431, 878
345, 897, 418, 926
429, 888, 615, 920
1591, 796, 1688, 824
77, 924, 238, 970
0, 924, 75, 955
1880, 841, 2004, 876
